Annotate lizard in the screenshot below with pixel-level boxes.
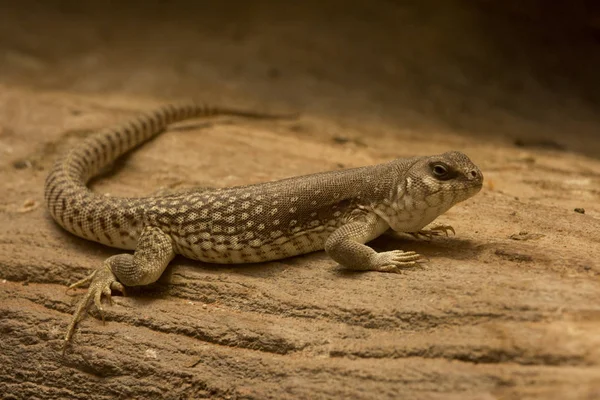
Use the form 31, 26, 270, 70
43, 102, 484, 349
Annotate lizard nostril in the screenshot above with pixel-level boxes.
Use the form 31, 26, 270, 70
468, 170, 479, 179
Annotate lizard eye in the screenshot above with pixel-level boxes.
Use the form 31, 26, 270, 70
431, 163, 448, 178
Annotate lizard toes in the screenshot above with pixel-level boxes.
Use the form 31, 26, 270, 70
111, 281, 126, 296
373, 250, 423, 272
392, 254, 421, 262
397, 250, 418, 256
93, 290, 106, 322
64, 266, 121, 347
66, 270, 97, 294
376, 264, 402, 273
389, 250, 422, 262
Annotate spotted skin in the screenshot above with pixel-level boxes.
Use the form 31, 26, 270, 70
44, 102, 483, 348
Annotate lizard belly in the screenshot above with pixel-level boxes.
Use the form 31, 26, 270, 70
171, 228, 334, 264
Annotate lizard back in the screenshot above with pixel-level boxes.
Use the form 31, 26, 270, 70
44, 102, 411, 263
147, 161, 409, 263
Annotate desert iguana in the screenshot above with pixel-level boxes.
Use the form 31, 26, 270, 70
44, 102, 483, 348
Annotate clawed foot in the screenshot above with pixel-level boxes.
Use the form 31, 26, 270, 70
408, 225, 455, 240
371, 250, 424, 273
63, 266, 125, 354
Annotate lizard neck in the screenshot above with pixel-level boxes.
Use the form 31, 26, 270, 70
368, 157, 451, 233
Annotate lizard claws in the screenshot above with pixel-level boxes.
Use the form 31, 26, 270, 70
409, 225, 455, 240
62, 266, 125, 354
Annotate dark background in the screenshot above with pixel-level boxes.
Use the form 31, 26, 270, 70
1, 0, 599, 156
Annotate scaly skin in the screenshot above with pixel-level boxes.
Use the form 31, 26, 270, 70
43, 102, 484, 350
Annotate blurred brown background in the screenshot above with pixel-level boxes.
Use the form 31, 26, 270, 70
1, 0, 600, 155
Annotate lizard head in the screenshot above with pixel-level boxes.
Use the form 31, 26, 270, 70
407, 151, 483, 204
380, 151, 483, 232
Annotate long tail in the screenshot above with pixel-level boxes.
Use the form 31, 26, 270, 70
44, 102, 292, 247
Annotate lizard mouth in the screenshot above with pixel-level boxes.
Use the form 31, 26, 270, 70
425, 180, 482, 198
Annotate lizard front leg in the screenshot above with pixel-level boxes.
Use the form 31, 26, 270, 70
63, 226, 175, 351
324, 212, 422, 273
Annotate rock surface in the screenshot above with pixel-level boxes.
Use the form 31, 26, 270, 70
1, 1, 599, 399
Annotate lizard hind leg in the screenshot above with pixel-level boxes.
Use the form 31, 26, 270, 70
63, 258, 126, 352
62, 226, 175, 353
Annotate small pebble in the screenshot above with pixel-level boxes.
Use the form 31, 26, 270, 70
333, 136, 350, 144
18, 199, 38, 213
12, 160, 31, 169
